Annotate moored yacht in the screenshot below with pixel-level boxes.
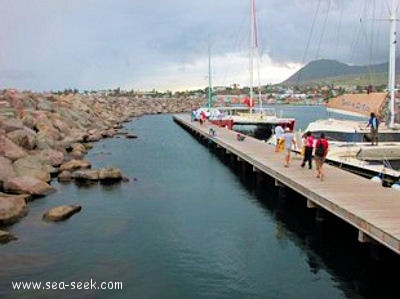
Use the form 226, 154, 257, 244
303, 96, 400, 187
207, 106, 295, 140
301, 0, 400, 187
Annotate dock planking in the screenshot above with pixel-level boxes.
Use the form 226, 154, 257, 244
173, 114, 400, 255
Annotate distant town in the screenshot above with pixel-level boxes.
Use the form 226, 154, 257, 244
50, 81, 388, 106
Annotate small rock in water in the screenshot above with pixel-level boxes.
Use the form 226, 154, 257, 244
99, 167, 123, 182
72, 169, 99, 181
57, 170, 73, 182
43, 205, 82, 222
0, 230, 17, 244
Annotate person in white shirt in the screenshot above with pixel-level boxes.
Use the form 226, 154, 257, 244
274, 125, 285, 152
282, 127, 296, 167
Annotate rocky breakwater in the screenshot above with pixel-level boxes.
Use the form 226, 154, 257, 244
0, 89, 204, 241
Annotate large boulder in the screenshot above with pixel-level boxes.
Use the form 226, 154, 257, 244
59, 159, 91, 172
43, 205, 82, 222
20, 112, 37, 130
36, 98, 52, 111
6, 127, 37, 150
0, 135, 27, 161
71, 143, 87, 153
57, 132, 87, 148
35, 130, 56, 150
4, 177, 55, 196
69, 150, 84, 160
37, 149, 65, 166
13, 155, 52, 183
86, 132, 103, 142
51, 118, 72, 136
0, 196, 28, 225
0, 157, 16, 189
0, 118, 24, 133
0, 100, 11, 109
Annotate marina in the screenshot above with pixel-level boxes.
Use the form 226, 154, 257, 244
3, 0, 400, 297
174, 114, 400, 255
2, 112, 400, 298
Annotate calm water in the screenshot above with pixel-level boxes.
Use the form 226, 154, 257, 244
1, 106, 399, 299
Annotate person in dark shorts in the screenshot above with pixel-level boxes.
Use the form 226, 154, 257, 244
314, 133, 329, 181
367, 112, 379, 145
301, 131, 314, 169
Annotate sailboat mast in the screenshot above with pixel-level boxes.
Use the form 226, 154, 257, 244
249, 0, 255, 112
389, 0, 397, 128
208, 41, 213, 109
249, 0, 262, 110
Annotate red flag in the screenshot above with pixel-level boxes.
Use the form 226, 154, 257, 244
243, 96, 254, 107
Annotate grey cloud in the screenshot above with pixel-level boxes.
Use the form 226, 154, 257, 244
0, 0, 396, 91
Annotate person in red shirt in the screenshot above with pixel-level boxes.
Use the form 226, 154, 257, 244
200, 111, 207, 125
301, 131, 314, 169
314, 133, 329, 181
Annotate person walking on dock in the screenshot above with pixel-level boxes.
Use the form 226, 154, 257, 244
314, 133, 329, 181
283, 127, 296, 168
301, 131, 314, 169
199, 110, 207, 125
274, 125, 284, 152
367, 112, 379, 145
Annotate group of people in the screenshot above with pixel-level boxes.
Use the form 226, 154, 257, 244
274, 125, 329, 181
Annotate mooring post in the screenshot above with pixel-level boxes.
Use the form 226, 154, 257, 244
307, 199, 318, 209
253, 166, 264, 184
358, 230, 372, 243
315, 209, 325, 222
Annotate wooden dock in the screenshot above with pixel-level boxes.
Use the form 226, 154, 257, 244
173, 114, 400, 255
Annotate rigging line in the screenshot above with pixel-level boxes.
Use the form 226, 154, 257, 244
252, 0, 258, 48
368, 30, 375, 84
384, 0, 391, 15
296, 0, 322, 84
315, 0, 332, 60
334, 0, 344, 61
220, 2, 248, 89
359, 0, 377, 84
370, 1, 380, 84
348, 0, 363, 64
349, 21, 363, 65
371, 2, 384, 65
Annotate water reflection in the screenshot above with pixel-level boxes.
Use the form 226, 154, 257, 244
195, 127, 400, 299
228, 164, 400, 298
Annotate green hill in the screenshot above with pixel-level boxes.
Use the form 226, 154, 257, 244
283, 58, 396, 86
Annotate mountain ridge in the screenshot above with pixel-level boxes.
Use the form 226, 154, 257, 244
282, 58, 397, 86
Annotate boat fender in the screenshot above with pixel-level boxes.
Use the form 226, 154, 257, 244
370, 173, 382, 184
391, 182, 400, 191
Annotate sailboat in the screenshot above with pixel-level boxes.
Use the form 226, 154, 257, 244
303, 0, 400, 185
206, 0, 295, 140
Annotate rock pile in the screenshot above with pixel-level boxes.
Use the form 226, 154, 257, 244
0, 89, 204, 235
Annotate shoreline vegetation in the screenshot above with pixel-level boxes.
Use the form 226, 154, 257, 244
0, 89, 205, 242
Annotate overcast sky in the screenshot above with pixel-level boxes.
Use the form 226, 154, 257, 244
0, 0, 398, 92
